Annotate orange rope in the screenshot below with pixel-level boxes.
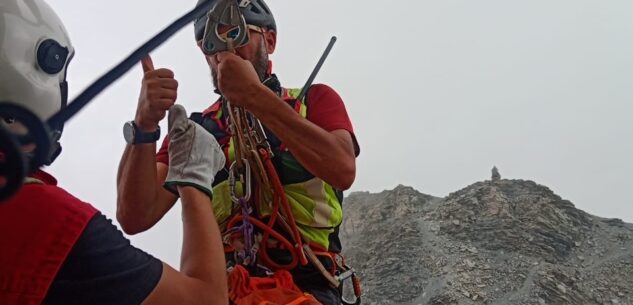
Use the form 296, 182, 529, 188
225, 104, 309, 270
227, 214, 299, 270
260, 148, 308, 266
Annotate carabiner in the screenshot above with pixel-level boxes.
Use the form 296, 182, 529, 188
201, 0, 249, 54
338, 264, 362, 305
341, 273, 362, 305
229, 158, 252, 203
246, 111, 273, 156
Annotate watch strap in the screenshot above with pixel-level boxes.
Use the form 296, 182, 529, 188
132, 121, 160, 144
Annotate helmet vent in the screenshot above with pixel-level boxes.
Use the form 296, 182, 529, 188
250, 5, 261, 14
259, 3, 271, 15
36, 39, 69, 75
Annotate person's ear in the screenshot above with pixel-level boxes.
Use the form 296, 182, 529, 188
264, 30, 276, 54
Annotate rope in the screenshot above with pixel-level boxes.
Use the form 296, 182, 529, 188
224, 95, 310, 270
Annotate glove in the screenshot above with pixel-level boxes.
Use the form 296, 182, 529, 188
163, 104, 225, 198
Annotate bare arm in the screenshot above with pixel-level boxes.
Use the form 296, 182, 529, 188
245, 85, 356, 190
116, 55, 179, 234
116, 144, 177, 234
214, 52, 356, 190
141, 186, 227, 305
142, 105, 228, 304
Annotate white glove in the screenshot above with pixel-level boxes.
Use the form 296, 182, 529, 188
163, 104, 225, 198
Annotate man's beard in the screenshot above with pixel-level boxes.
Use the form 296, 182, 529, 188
211, 41, 269, 92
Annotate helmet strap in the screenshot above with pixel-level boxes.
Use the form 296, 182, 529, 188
266, 60, 272, 77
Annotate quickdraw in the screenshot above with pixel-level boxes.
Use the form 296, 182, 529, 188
335, 256, 362, 305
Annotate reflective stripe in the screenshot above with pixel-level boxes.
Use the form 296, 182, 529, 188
280, 178, 342, 247
305, 178, 334, 228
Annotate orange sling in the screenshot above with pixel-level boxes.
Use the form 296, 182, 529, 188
228, 265, 322, 305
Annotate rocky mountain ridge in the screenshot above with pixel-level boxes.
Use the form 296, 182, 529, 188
340, 179, 633, 305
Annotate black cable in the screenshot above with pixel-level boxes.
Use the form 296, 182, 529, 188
296, 36, 337, 103
0, 0, 216, 202
47, 0, 215, 130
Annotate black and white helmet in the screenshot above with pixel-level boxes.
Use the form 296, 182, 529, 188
194, 0, 276, 41
0, 0, 74, 199
0, 0, 74, 124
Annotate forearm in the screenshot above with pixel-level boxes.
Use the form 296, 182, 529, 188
178, 186, 227, 297
140, 186, 228, 305
243, 85, 356, 189
116, 144, 173, 234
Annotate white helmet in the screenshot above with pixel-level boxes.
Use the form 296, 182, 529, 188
0, 0, 73, 200
0, 0, 74, 125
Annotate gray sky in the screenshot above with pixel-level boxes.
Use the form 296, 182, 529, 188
45, 0, 633, 266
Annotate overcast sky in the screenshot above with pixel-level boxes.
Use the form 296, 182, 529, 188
44, 0, 633, 266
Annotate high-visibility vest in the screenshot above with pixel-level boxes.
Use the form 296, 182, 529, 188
191, 87, 343, 250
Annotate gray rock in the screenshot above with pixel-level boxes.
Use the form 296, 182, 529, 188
340, 180, 633, 305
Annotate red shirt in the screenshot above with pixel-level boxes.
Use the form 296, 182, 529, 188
0, 171, 97, 305
157, 84, 358, 164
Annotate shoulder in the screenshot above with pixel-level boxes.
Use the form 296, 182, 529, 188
17, 184, 97, 215
1, 182, 98, 231
303, 84, 347, 113
46, 212, 163, 305
306, 84, 342, 103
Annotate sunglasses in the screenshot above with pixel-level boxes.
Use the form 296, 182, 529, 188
200, 23, 264, 54
218, 24, 264, 41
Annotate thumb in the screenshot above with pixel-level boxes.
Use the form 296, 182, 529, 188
141, 55, 155, 73
167, 104, 189, 135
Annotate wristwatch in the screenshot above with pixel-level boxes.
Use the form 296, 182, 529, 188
123, 121, 160, 144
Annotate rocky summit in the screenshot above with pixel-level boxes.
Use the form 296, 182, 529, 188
340, 179, 633, 305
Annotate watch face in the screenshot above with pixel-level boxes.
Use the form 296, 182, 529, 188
123, 122, 135, 143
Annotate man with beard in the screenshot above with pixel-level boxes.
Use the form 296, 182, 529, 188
116, 1, 359, 303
